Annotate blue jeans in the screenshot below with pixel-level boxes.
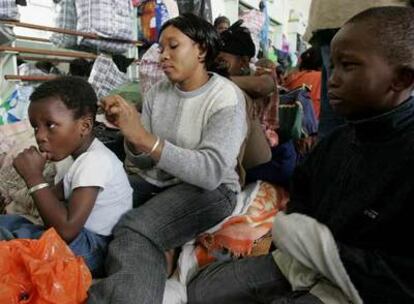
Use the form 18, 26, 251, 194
246, 140, 297, 188
88, 178, 237, 304
188, 254, 323, 304
0, 214, 110, 277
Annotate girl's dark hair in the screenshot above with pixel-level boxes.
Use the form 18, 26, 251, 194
159, 13, 221, 70
30, 76, 98, 121
220, 20, 255, 59
299, 47, 322, 71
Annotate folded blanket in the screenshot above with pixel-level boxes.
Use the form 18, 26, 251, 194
195, 182, 288, 266
163, 181, 289, 304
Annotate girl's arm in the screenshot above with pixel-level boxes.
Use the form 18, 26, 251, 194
30, 185, 98, 243
13, 146, 98, 243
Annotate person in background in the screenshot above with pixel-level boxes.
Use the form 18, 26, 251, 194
213, 15, 230, 34
215, 21, 297, 188
0, 77, 132, 277
284, 47, 322, 118
88, 13, 247, 304
187, 6, 414, 303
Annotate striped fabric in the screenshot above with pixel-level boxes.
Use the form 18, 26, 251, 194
50, 0, 78, 48
88, 54, 128, 99
75, 0, 134, 54
138, 43, 166, 96
240, 9, 265, 59
0, 0, 19, 20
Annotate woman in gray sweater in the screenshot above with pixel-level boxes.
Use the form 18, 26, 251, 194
88, 13, 247, 304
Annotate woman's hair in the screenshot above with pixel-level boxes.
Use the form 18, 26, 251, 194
159, 13, 221, 70
30, 76, 98, 121
220, 20, 255, 59
299, 47, 322, 71
214, 16, 230, 28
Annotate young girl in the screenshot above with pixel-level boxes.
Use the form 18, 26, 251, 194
88, 13, 247, 303
0, 76, 132, 277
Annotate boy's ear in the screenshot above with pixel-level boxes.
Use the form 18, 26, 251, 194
392, 65, 414, 92
80, 115, 94, 136
241, 56, 250, 69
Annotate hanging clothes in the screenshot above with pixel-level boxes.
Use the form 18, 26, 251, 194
163, 0, 179, 18
139, 0, 157, 43
138, 43, 166, 96
15, 0, 27, 6
50, 0, 78, 48
88, 55, 129, 99
176, 0, 212, 22
0, 24, 15, 45
75, 0, 134, 54
240, 9, 265, 60
0, 0, 19, 20
155, 0, 169, 34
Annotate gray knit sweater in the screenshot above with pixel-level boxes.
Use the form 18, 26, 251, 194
125, 73, 247, 192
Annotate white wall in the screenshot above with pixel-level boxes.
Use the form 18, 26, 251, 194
14, 0, 55, 39
212, 0, 240, 24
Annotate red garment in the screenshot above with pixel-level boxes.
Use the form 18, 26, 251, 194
284, 70, 322, 118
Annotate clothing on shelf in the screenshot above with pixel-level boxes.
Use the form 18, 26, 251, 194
0, 24, 15, 45
50, 0, 78, 48
15, 0, 27, 6
112, 55, 135, 73
139, 43, 166, 96
176, 0, 212, 22
75, 0, 134, 54
240, 9, 265, 60
0, 0, 20, 20
139, 0, 170, 44
88, 54, 129, 99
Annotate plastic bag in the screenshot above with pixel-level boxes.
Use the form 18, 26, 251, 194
0, 228, 92, 304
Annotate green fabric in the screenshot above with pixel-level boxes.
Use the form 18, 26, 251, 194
109, 82, 143, 110
278, 102, 303, 141
267, 48, 278, 63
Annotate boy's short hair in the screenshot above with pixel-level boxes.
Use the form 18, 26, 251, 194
30, 76, 98, 121
346, 6, 414, 68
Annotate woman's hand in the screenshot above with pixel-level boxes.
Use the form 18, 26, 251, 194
100, 95, 146, 143
13, 146, 46, 187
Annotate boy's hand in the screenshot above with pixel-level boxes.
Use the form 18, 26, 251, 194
13, 146, 46, 187
100, 95, 146, 142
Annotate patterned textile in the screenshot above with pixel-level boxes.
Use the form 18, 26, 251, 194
0, 84, 35, 125
284, 70, 322, 118
0, 0, 19, 20
195, 182, 289, 266
50, 0, 78, 48
139, 43, 166, 96
88, 55, 128, 99
139, 0, 157, 43
257, 68, 279, 147
75, 0, 134, 54
0, 24, 15, 45
0, 121, 55, 224
240, 9, 265, 59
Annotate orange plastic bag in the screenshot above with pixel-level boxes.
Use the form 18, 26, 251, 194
0, 228, 92, 304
